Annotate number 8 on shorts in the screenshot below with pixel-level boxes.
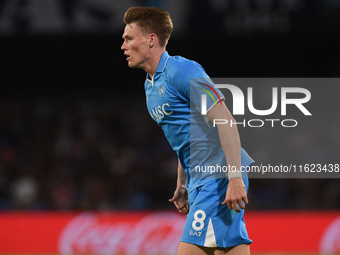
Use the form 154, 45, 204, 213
192, 210, 206, 231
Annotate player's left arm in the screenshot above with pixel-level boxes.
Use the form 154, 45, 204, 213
206, 102, 248, 213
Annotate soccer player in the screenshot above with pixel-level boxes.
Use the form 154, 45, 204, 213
121, 7, 254, 255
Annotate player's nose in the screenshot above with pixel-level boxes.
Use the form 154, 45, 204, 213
121, 41, 127, 51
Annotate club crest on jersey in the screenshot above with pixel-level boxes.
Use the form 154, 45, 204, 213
159, 85, 166, 97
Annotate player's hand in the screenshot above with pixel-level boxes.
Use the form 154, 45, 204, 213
222, 178, 248, 213
169, 186, 189, 214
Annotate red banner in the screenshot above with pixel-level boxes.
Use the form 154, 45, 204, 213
0, 211, 339, 254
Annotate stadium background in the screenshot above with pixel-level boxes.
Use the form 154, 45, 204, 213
0, 0, 339, 254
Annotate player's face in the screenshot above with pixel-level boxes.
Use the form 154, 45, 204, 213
121, 23, 150, 70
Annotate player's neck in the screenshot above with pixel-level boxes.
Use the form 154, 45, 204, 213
145, 48, 166, 79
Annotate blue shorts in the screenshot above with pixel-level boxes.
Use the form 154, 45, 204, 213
180, 173, 252, 248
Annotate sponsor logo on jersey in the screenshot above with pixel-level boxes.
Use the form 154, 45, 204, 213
149, 103, 173, 122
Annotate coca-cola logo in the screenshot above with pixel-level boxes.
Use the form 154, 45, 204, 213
320, 216, 340, 254
58, 212, 185, 255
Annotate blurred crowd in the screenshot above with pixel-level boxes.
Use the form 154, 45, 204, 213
0, 93, 178, 210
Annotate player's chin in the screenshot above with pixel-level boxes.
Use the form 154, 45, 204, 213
128, 61, 136, 68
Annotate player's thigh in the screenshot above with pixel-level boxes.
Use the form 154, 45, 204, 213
177, 241, 215, 255
214, 244, 250, 255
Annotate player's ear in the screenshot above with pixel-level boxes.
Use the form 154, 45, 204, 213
149, 33, 157, 48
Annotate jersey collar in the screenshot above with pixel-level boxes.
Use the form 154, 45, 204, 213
155, 51, 170, 74
146, 51, 169, 82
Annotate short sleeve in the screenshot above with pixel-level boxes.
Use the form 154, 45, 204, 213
172, 60, 225, 115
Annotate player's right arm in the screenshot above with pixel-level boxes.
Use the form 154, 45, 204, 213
169, 158, 189, 214
206, 102, 248, 213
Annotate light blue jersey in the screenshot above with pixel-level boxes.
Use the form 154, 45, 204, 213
145, 51, 253, 248
145, 51, 254, 193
